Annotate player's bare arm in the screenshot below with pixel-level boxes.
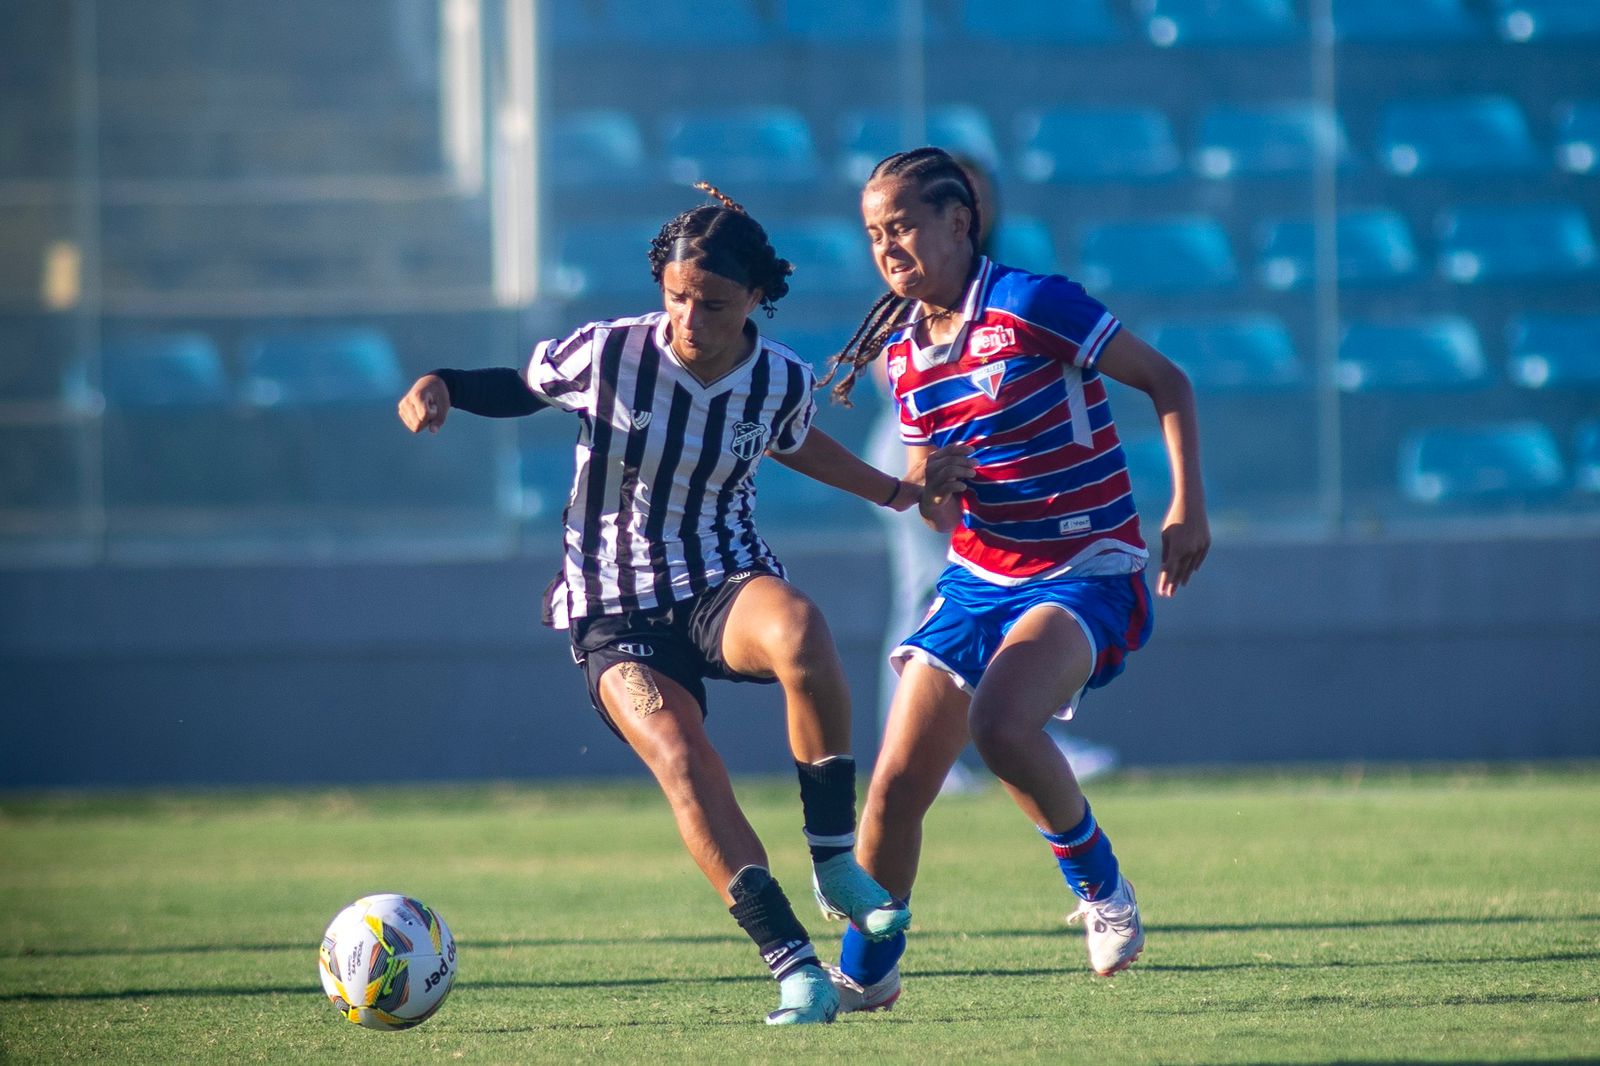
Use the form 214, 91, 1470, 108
1096, 329, 1211, 597
398, 374, 451, 434
770, 427, 918, 511
914, 442, 975, 533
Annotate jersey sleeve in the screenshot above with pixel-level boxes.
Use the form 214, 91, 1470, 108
1011, 273, 1122, 371
768, 359, 817, 455
524, 324, 599, 413
886, 346, 933, 447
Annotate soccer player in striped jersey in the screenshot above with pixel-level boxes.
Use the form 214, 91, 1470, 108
397, 185, 914, 1025
819, 148, 1210, 1010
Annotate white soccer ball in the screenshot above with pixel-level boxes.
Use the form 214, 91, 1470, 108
318, 893, 457, 1031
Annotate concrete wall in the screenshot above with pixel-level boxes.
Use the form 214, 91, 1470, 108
3, 530, 1598, 788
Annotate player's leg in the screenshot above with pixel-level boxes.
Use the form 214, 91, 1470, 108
970, 603, 1142, 975
715, 574, 910, 941
596, 663, 836, 1023
830, 657, 971, 1011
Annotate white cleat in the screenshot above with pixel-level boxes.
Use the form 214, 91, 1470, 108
810, 854, 912, 941
824, 963, 902, 1013
1067, 876, 1144, 976
765, 964, 839, 1025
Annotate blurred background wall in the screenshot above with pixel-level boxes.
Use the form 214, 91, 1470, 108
2, 0, 1597, 787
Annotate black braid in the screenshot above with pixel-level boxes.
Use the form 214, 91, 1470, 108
648, 182, 792, 314
822, 146, 979, 405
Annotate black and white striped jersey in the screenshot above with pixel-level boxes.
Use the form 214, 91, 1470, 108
525, 311, 817, 627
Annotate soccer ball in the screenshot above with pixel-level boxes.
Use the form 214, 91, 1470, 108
318, 893, 456, 1030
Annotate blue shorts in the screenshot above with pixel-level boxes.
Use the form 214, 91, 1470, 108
891, 565, 1154, 719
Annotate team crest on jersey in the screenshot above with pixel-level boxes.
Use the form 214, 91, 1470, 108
729, 421, 768, 461
971, 325, 1016, 359
629, 409, 652, 429
970, 362, 1005, 400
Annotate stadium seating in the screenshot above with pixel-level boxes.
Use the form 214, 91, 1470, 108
92, 333, 230, 409
990, 216, 1061, 275
1193, 102, 1350, 179
1378, 96, 1540, 176
659, 107, 819, 186
1491, 0, 1600, 42
1145, 316, 1304, 392
959, 0, 1125, 43
1398, 421, 1565, 505
1554, 101, 1599, 174
548, 0, 771, 45
549, 220, 664, 301
1076, 217, 1237, 294
1256, 209, 1419, 290
1118, 433, 1174, 518
836, 105, 1002, 185
545, 110, 649, 188
764, 218, 880, 296
1436, 203, 1599, 283
1507, 314, 1600, 389
1137, 0, 1301, 46
1575, 420, 1600, 492
1332, 0, 1482, 42
240, 329, 403, 408
781, 0, 942, 42
1015, 106, 1181, 183
1336, 317, 1490, 392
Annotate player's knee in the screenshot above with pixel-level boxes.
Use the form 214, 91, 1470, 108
968, 705, 1029, 763
755, 601, 836, 677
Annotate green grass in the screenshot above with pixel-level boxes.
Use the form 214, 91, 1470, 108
2, 766, 1599, 1064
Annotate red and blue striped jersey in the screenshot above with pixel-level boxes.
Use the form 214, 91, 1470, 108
888, 257, 1147, 585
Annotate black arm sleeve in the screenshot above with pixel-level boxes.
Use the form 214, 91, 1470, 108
430, 367, 549, 418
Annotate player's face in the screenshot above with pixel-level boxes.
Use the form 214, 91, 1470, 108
861, 177, 973, 308
660, 260, 762, 364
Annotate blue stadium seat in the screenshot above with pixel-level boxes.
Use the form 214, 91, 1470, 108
1436, 203, 1599, 283
91, 333, 229, 409
549, 0, 770, 45
1333, 0, 1481, 41
960, 0, 1125, 43
1379, 96, 1540, 175
241, 329, 403, 408
1398, 421, 1565, 505
1336, 317, 1489, 392
1015, 106, 1180, 183
1193, 102, 1350, 178
782, 0, 941, 42
836, 105, 1002, 185
1076, 217, 1237, 294
764, 218, 879, 296
1118, 433, 1173, 514
1138, 0, 1301, 46
1575, 420, 1600, 493
545, 110, 648, 188
1492, 0, 1600, 42
1257, 209, 1419, 290
1146, 316, 1304, 392
660, 107, 819, 186
1507, 314, 1600, 389
1555, 101, 1600, 175
990, 216, 1060, 274
550, 220, 663, 300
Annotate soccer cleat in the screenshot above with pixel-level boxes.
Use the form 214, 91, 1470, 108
810, 854, 912, 941
824, 963, 902, 1013
765, 963, 839, 1025
1066, 876, 1144, 976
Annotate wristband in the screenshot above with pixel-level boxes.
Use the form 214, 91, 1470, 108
878, 479, 903, 508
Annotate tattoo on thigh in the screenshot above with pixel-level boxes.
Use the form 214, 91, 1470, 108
617, 661, 664, 718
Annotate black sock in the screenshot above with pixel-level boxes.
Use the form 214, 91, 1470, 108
795, 756, 856, 863
727, 865, 817, 980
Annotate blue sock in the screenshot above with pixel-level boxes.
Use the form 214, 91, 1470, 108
1039, 804, 1120, 902
839, 901, 908, 985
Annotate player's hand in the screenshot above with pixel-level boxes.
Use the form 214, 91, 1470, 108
398, 375, 450, 434
1158, 500, 1210, 597
919, 443, 975, 529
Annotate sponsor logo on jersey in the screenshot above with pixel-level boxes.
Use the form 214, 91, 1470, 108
888, 355, 907, 380
971, 325, 1015, 359
729, 420, 769, 461
629, 409, 652, 430
616, 642, 654, 657
971, 362, 1005, 400
1059, 514, 1093, 534
726, 569, 756, 584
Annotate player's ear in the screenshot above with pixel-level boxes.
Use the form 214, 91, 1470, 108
949, 202, 973, 245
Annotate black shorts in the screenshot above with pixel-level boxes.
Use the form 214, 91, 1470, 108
569, 566, 780, 742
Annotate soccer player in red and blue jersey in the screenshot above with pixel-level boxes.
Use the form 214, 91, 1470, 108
819, 148, 1210, 1010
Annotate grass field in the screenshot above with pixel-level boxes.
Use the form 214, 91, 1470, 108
3, 765, 1598, 1064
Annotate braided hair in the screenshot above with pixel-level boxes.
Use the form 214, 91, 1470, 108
820, 147, 981, 406
648, 181, 793, 315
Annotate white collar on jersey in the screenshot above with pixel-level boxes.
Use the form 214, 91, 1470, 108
908, 256, 993, 373
652, 314, 763, 392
